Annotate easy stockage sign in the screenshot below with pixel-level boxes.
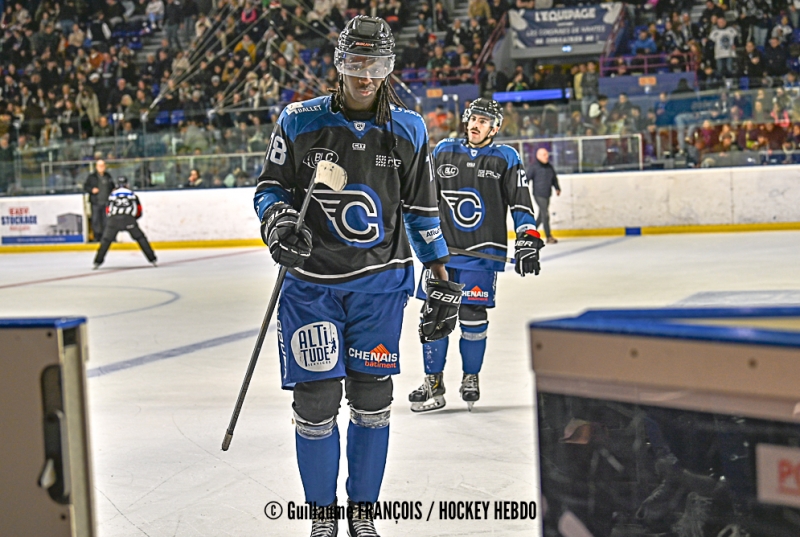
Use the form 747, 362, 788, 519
509, 3, 623, 48
0, 195, 85, 244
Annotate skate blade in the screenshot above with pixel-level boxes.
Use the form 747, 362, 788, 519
466, 401, 474, 412
410, 396, 446, 412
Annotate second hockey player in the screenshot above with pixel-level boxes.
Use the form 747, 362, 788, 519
409, 98, 545, 412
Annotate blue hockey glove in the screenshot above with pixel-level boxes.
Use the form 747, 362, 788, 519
261, 202, 313, 268
514, 230, 544, 277
419, 279, 464, 343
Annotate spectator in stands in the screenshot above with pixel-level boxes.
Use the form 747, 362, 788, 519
434, 1, 450, 31
743, 53, 765, 87
479, 61, 508, 99
763, 37, 789, 78
184, 168, 205, 188
468, 0, 491, 23
428, 45, 449, 81
750, 2, 770, 47
581, 61, 599, 117
445, 18, 470, 50
572, 63, 585, 102
488, 0, 509, 27
0, 135, 13, 194
700, 0, 725, 30
506, 71, 529, 92
708, 18, 738, 77
164, 0, 183, 50
631, 29, 657, 56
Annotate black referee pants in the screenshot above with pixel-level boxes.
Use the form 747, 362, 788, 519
94, 217, 157, 265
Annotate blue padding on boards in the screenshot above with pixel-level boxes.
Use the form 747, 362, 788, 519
530, 307, 800, 348
625, 227, 642, 236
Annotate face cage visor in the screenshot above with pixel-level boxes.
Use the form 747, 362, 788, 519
334, 49, 395, 79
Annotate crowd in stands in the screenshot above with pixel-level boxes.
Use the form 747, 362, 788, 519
0, 0, 519, 192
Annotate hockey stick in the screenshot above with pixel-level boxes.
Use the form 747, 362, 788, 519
222, 161, 348, 451
449, 247, 514, 264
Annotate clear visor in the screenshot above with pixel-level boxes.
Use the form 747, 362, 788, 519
334, 49, 395, 79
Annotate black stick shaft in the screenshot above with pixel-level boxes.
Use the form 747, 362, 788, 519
449, 247, 514, 264
222, 181, 319, 451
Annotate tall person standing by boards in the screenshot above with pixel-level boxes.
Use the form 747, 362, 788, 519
252, 16, 461, 537
409, 98, 545, 413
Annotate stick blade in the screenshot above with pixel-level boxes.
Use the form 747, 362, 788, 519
316, 161, 348, 191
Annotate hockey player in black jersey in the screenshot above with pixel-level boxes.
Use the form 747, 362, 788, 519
409, 98, 545, 412
252, 16, 461, 537
92, 176, 157, 269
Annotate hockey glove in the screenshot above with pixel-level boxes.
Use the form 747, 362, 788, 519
261, 202, 313, 268
514, 230, 544, 277
419, 279, 464, 343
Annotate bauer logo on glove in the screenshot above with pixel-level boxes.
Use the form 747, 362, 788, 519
419, 279, 465, 343
514, 229, 544, 277
261, 202, 313, 268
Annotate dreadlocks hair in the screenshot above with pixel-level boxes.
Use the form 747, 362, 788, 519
330, 75, 406, 126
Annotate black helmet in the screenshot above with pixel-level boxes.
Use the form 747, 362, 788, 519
336, 16, 395, 57
116, 175, 128, 187
462, 98, 504, 129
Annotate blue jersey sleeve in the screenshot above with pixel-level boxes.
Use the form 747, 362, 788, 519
403, 212, 449, 264
500, 145, 537, 233
253, 111, 296, 221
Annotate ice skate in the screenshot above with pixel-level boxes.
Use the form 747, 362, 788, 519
408, 373, 445, 412
310, 502, 338, 537
460, 373, 479, 411
347, 500, 380, 537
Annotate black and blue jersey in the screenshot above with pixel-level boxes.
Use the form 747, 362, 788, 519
433, 138, 537, 272
254, 95, 449, 294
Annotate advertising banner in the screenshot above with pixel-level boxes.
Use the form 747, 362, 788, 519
0, 195, 86, 244
509, 4, 623, 48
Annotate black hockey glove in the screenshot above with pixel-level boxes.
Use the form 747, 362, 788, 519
419, 279, 464, 343
261, 202, 313, 268
514, 230, 544, 277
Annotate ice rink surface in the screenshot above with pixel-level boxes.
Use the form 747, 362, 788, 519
2, 231, 800, 537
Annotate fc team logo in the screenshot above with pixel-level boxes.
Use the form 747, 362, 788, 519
314, 184, 385, 248
442, 188, 485, 232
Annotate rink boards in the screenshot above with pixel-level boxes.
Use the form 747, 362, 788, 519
530, 307, 800, 537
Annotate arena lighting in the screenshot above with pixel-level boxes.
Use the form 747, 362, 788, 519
562, 44, 572, 52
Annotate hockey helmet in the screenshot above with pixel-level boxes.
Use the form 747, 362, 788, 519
116, 175, 128, 187
462, 98, 504, 129
334, 16, 395, 79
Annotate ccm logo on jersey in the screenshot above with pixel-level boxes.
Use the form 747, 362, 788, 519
303, 148, 339, 168
314, 185, 384, 248
349, 344, 398, 363
291, 321, 339, 372
442, 188, 485, 232
437, 164, 459, 178
464, 285, 489, 301
352, 143, 366, 151
418, 227, 442, 244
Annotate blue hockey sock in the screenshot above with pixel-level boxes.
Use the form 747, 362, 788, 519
346, 408, 390, 503
423, 337, 448, 374
460, 323, 488, 375
295, 416, 340, 506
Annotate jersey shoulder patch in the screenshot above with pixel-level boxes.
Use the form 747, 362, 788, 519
279, 96, 332, 141
389, 105, 427, 150
493, 144, 523, 169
